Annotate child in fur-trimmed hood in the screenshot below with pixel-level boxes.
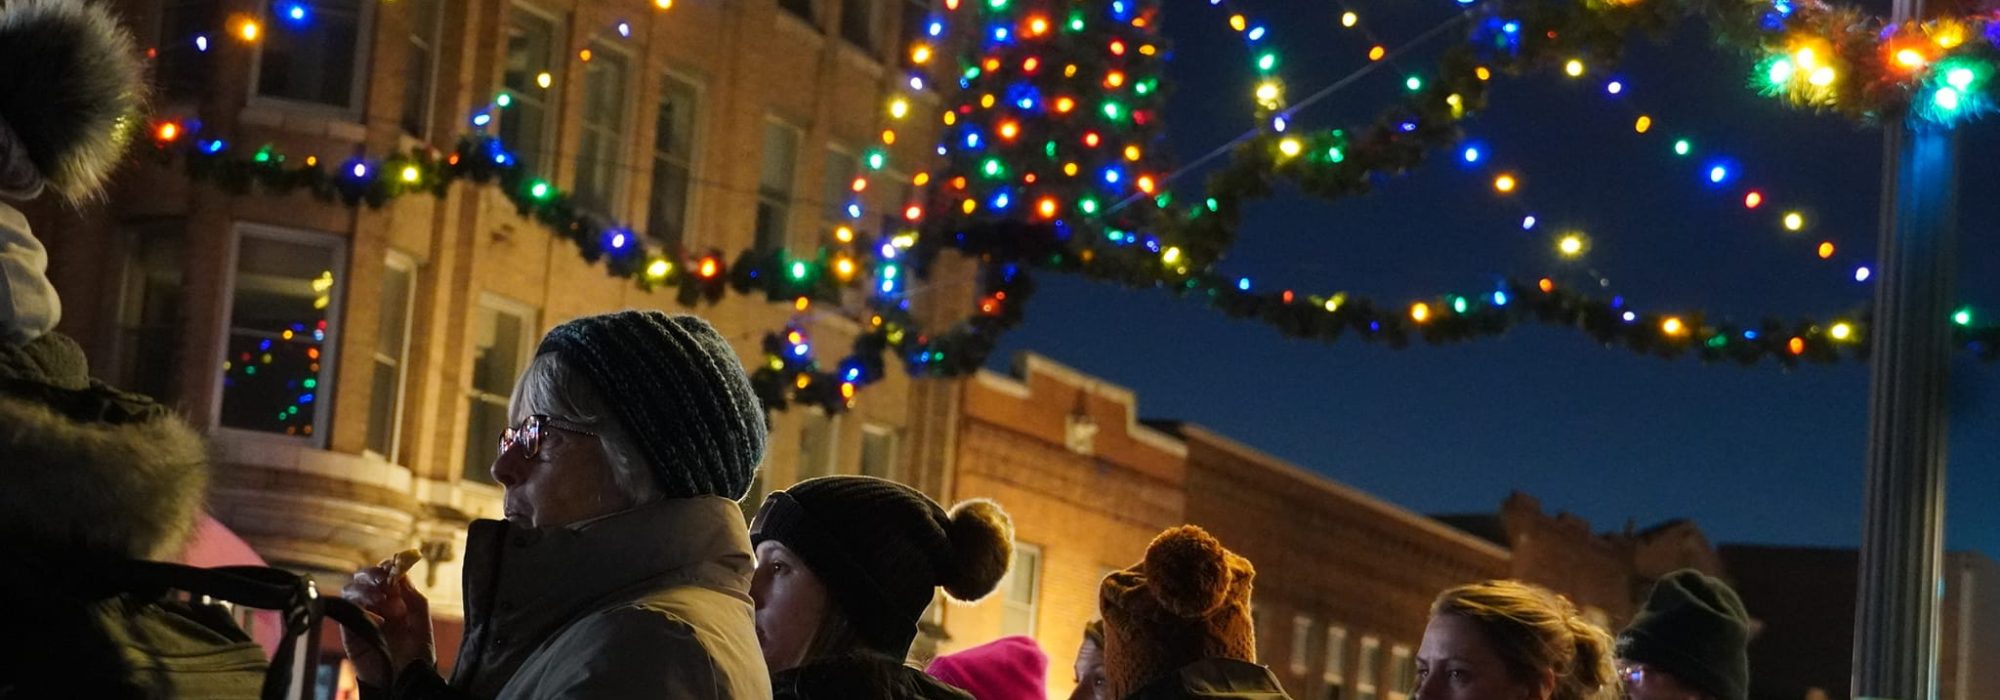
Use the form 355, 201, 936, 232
0, 1, 260, 696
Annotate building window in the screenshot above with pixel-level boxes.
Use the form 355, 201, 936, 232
648, 74, 700, 248
1323, 625, 1348, 699
898, 0, 926, 39
1000, 543, 1042, 636
898, 0, 929, 68
254, 0, 370, 109
839, 0, 875, 49
500, 5, 561, 177
400, 0, 444, 138
859, 423, 898, 480
114, 221, 186, 401
1357, 636, 1380, 700
1290, 615, 1314, 676
754, 119, 801, 253
779, 0, 814, 22
797, 409, 840, 481
1388, 644, 1413, 700
218, 226, 345, 444
365, 253, 417, 462
740, 468, 768, 521
877, 176, 914, 240
1251, 604, 1265, 659
573, 41, 631, 216
464, 298, 533, 482
156, 0, 219, 99
823, 146, 859, 228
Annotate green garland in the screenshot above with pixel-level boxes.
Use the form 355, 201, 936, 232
143, 0, 2000, 414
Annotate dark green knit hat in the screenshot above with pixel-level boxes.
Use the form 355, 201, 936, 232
536, 311, 766, 500
1616, 569, 1751, 700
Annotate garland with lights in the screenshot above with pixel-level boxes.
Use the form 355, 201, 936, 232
145, 0, 2000, 414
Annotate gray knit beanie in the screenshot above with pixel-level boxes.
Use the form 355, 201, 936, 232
536, 311, 766, 500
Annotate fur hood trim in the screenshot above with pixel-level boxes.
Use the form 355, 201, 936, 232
0, 393, 207, 561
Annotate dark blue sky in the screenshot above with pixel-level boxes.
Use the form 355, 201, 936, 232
989, 1, 1998, 558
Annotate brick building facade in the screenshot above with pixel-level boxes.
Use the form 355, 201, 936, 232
1167, 424, 1511, 700
1720, 545, 2000, 700
938, 354, 1189, 693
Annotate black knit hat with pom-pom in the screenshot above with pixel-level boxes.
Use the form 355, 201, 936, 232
751, 475, 1013, 656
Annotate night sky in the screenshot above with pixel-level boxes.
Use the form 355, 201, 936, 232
988, 0, 1999, 559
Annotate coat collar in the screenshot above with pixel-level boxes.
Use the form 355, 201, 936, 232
453, 497, 754, 696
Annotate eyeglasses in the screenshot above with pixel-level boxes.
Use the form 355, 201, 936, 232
498, 414, 597, 460
1620, 665, 1648, 687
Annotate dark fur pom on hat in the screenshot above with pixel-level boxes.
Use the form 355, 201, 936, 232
0, 0, 148, 202
942, 498, 1013, 602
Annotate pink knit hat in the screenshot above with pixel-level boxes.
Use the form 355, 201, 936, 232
925, 635, 1049, 700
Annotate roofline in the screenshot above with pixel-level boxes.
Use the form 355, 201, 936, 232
972, 352, 1188, 458
1176, 423, 1513, 562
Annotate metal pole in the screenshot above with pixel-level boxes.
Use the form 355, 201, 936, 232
1852, 0, 1958, 695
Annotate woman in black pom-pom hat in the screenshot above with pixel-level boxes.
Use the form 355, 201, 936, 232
750, 475, 1016, 699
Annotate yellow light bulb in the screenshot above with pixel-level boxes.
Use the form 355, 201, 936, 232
889, 99, 909, 119
1493, 174, 1518, 193
1896, 49, 1927, 69
1124, 145, 1141, 161
1410, 303, 1431, 323
1564, 59, 1585, 77
1230, 14, 1246, 31
1795, 47, 1819, 70
237, 18, 261, 41
536, 72, 553, 89
1935, 26, 1965, 49
1783, 212, 1804, 231
1476, 66, 1492, 81
1808, 66, 1836, 86
911, 45, 933, 64
1341, 12, 1358, 27
400, 165, 421, 183
1662, 317, 1686, 336
1830, 322, 1854, 341
1162, 247, 1183, 264
1255, 81, 1281, 105
1557, 234, 1586, 257
1278, 138, 1302, 157
646, 259, 672, 279
1634, 115, 1652, 133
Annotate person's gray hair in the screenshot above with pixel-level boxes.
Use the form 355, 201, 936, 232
508, 352, 663, 505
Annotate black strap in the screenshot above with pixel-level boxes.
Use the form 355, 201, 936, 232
109, 560, 391, 700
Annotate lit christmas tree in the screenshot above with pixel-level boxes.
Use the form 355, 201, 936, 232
916, 0, 1175, 277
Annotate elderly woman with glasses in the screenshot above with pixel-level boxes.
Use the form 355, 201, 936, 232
342, 311, 773, 699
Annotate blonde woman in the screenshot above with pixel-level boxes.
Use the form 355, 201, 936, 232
1415, 580, 1616, 700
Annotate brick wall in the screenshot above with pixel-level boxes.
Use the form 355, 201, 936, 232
1174, 425, 1511, 700
943, 356, 1189, 697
